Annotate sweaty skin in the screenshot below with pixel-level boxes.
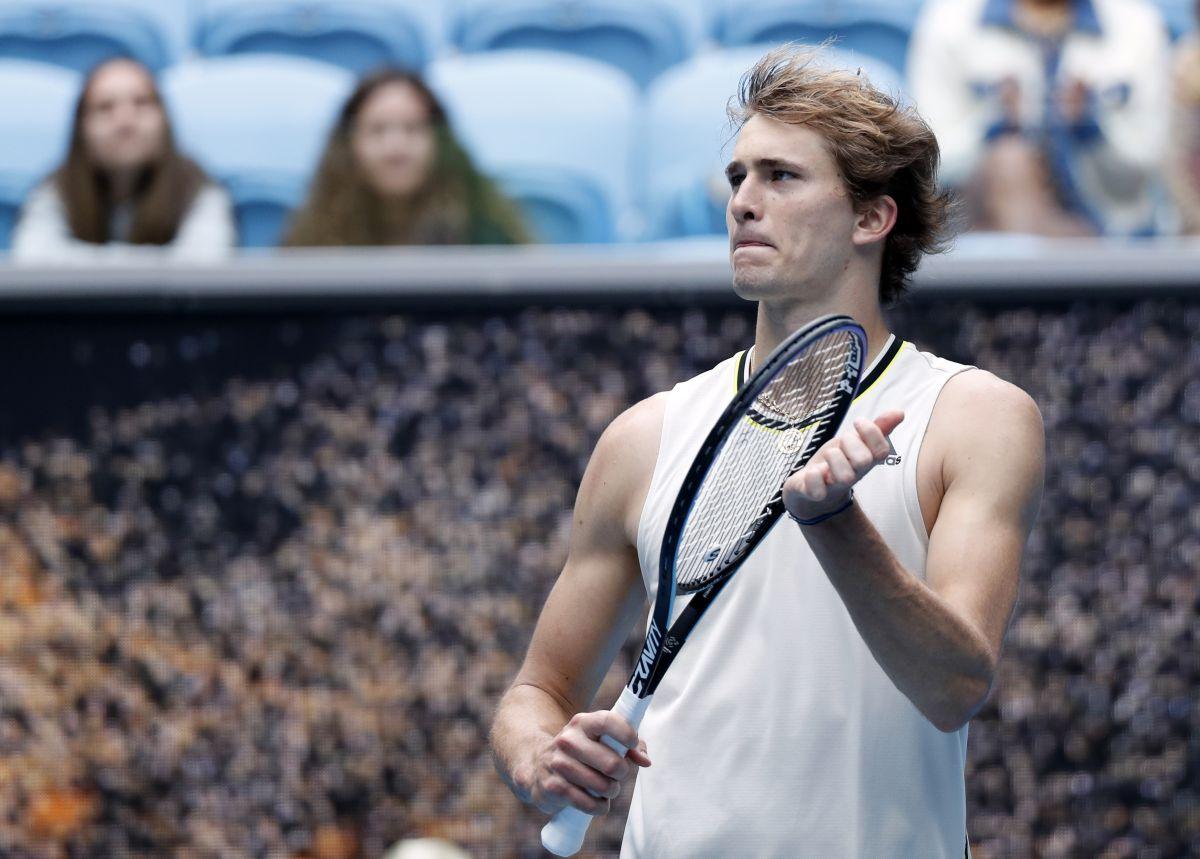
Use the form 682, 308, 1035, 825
490, 113, 1044, 818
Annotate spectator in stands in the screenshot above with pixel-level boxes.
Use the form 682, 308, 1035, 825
11, 57, 235, 263
1168, 4, 1200, 233
283, 69, 531, 247
908, 0, 1171, 237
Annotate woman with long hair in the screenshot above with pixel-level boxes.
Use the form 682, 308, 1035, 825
283, 68, 530, 247
12, 57, 235, 263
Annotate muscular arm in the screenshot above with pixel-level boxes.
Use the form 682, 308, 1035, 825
490, 393, 665, 813
783, 371, 1044, 732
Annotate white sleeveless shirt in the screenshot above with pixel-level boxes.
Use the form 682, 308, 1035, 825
624, 335, 975, 858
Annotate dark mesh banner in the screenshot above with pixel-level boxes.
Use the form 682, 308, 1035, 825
0, 300, 1196, 857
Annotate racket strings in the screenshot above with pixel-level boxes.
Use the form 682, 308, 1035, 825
755, 337, 848, 423
674, 331, 857, 592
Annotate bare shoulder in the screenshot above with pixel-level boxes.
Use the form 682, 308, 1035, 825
934, 368, 1043, 442
603, 390, 669, 447
929, 369, 1044, 520
589, 391, 668, 479
576, 391, 670, 545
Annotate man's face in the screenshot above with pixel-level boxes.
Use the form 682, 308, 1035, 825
725, 115, 860, 302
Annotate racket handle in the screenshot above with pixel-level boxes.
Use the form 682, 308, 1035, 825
540, 687, 650, 856
541, 806, 594, 857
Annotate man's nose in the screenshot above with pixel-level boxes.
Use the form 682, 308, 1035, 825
729, 178, 761, 222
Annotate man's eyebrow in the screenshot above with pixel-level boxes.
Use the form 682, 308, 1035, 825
724, 158, 805, 177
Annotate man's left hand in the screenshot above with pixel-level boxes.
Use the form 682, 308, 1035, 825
782, 410, 905, 522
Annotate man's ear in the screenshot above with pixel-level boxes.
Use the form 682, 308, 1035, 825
852, 195, 898, 247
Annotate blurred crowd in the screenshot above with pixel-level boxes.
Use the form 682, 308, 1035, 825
5, 0, 1200, 260
0, 300, 1195, 857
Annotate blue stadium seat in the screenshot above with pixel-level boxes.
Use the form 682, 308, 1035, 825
716, 0, 923, 78
452, 0, 708, 87
195, 0, 449, 75
0, 59, 80, 250
1152, 0, 1195, 38
0, 0, 187, 73
161, 55, 355, 248
643, 45, 905, 239
428, 50, 639, 244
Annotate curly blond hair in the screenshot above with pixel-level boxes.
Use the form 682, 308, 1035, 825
731, 47, 957, 304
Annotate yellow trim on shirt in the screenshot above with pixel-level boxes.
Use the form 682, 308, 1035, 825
853, 340, 909, 401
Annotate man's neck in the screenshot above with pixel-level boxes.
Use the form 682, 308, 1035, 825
750, 289, 892, 375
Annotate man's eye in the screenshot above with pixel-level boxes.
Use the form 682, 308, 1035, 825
728, 174, 744, 188
772, 170, 795, 181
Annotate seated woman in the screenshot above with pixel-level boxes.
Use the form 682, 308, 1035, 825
284, 68, 530, 246
12, 57, 236, 264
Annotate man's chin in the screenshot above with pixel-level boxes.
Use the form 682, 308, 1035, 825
731, 270, 784, 301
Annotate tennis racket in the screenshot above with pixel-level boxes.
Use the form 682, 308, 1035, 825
540, 313, 866, 856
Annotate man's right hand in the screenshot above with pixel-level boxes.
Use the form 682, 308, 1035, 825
490, 395, 667, 820
526, 709, 652, 816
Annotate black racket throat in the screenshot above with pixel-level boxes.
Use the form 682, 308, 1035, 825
628, 314, 866, 699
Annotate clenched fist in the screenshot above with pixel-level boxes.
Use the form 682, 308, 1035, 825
783, 411, 905, 522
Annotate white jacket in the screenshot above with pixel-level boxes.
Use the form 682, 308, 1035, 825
908, 0, 1171, 235
11, 180, 236, 264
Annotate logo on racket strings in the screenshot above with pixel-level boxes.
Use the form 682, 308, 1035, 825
700, 505, 773, 571
778, 428, 804, 455
630, 620, 663, 695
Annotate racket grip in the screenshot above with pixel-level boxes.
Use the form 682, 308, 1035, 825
541, 806, 594, 857
540, 687, 650, 856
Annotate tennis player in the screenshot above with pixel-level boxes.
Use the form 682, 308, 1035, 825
491, 47, 1045, 857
